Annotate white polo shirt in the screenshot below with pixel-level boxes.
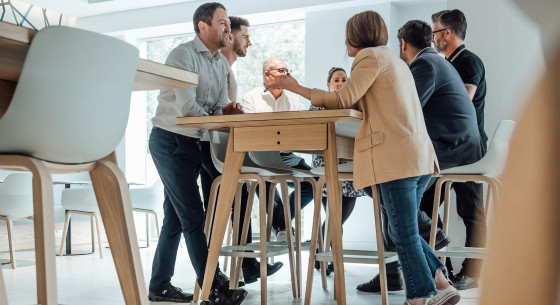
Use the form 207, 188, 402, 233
240, 87, 303, 113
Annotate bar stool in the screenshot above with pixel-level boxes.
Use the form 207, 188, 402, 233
193, 131, 302, 305
306, 163, 397, 305
428, 120, 516, 262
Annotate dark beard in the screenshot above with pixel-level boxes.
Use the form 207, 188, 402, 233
234, 40, 246, 57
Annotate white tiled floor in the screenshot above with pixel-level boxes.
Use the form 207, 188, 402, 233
1, 245, 480, 304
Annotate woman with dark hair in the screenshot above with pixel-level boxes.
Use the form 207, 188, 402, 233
266, 10, 460, 305
310, 67, 365, 276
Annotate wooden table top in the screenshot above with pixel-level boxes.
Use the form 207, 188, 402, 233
176, 109, 364, 138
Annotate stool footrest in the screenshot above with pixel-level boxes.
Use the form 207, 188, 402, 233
219, 241, 311, 258
435, 246, 487, 259
315, 249, 398, 264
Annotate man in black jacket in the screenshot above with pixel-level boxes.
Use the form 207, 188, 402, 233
356, 19, 483, 293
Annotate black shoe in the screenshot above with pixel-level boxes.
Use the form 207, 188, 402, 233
242, 260, 283, 284
148, 285, 193, 303
314, 261, 334, 276
451, 272, 479, 290
434, 232, 451, 250
200, 286, 247, 305
216, 270, 245, 288
356, 273, 404, 293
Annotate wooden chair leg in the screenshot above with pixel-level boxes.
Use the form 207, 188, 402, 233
90, 160, 148, 305
304, 176, 325, 305
293, 178, 302, 298
234, 181, 257, 287
440, 180, 452, 265
229, 183, 243, 289
59, 212, 71, 256
279, 178, 298, 298
257, 179, 268, 305
6, 219, 16, 269
266, 182, 275, 264
146, 212, 151, 248
429, 178, 446, 249
223, 218, 232, 272
91, 215, 96, 253
94, 214, 103, 259
371, 185, 389, 305
194, 176, 222, 303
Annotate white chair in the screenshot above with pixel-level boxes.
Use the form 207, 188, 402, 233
0, 26, 146, 305
130, 179, 164, 247
0, 173, 34, 268
249, 150, 318, 298
306, 164, 397, 305
58, 187, 103, 258
428, 120, 517, 261
193, 131, 301, 305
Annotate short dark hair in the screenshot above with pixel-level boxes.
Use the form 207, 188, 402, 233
327, 67, 346, 83
397, 20, 432, 50
346, 11, 388, 49
432, 9, 467, 40
229, 16, 249, 33
193, 2, 226, 34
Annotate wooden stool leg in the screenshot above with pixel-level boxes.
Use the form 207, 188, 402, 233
6, 219, 16, 269
194, 176, 222, 303
279, 178, 298, 298
371, 186, 388, 305
94, 214, 103, 258
256, 179, 268, 305
304, 176, 325, 305
229, 183, 243, 289
267, 182, 276, 264
234, 181, 257, 287
429, 179, 446, 249
90, 160, 148, 305
223, 218, 232, 272
59, 212, 71, 257
293, 178, 302, 298
440, 180, 452, 265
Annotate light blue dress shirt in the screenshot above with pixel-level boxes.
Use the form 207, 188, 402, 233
152, 35, 230, 138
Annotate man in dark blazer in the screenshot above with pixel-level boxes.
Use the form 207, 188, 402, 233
356, 19, 484, 293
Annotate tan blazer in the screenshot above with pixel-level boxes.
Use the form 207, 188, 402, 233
311, 46, 439, 189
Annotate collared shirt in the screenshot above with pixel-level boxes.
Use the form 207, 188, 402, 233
240, 87, 303, 113
410, 47, 431, 64
220, 53, 238, 103
152, 35, 230, 138
447, 44, 488, 149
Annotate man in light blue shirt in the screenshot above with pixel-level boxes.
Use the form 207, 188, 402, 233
148, 3, 246, 305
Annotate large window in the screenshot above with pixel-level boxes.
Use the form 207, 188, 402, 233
126, 20, 305, 184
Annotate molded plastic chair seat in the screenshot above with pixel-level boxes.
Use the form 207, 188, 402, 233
310, 162, 353, 175
0, 173, 34, 269
249, 151, 318, 178
0, 26, 146, 305
429, 120, 516, 262
130, 179, 164, 247
61, 187, 99, 213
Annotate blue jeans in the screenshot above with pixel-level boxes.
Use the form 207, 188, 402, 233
379, 174, 444, 299
148, 128, 220, 290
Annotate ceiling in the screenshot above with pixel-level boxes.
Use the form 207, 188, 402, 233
22, 0, 199, 18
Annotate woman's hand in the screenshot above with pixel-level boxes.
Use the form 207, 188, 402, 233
265, 75, 300, 92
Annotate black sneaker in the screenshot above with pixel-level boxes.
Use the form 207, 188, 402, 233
148, 285, 193, 303
200, 286, 247, 305
216, 270, 245, 288
242, 259, 283, 284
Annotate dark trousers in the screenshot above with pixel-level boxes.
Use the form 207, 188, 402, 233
269, 159, 316, 231
200, 141, 256, 267
148, 128, 219, 290
418, 180, 487, 277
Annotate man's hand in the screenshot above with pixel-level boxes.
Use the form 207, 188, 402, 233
222, 102, 244, 115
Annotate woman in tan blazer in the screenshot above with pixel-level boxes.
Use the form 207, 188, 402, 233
266, 11, 458, 305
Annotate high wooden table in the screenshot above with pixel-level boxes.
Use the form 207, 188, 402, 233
177, 109, 362, 305
0, 21, 198, 118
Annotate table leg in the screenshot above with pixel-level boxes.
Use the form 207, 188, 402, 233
200, 129, 246, 300
64, 184, 72, 255
323, 122, 345, 305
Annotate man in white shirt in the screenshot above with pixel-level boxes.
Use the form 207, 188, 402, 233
240, 59, 313, 241
241, 58, 303, 113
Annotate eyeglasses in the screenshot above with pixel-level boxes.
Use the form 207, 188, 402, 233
268, 68, 292, 75
432, 28, 447, 38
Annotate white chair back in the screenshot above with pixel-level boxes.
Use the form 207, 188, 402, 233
0, 26, 139, 164
130, 179, 164, 211
0, 173, 34, 218
484, 120, 516, 178
61, 187, 99, 213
